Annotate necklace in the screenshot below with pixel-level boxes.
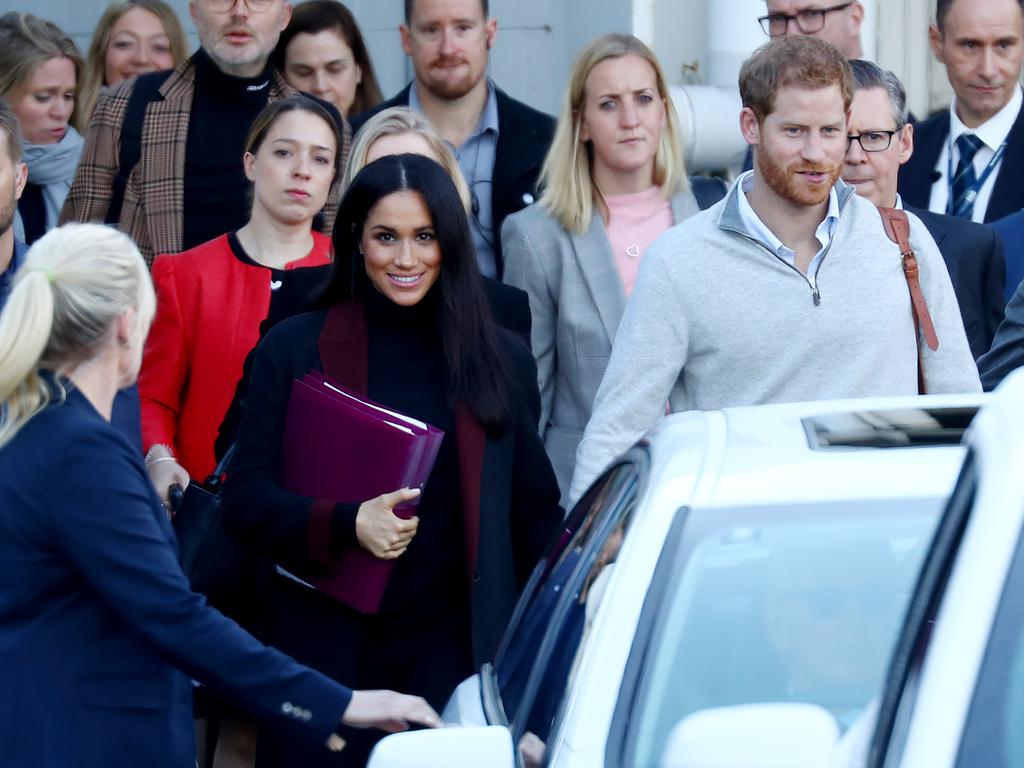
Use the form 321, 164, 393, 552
625, 243, 640, 258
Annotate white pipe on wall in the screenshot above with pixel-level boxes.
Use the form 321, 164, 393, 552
670, 85, 748, 173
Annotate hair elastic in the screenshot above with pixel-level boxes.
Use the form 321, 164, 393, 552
33, 265, 56, 284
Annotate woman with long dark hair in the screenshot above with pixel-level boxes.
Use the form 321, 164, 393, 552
223, 153, 562, 766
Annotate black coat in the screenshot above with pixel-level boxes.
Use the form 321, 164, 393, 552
221, 308, 563, 668
908, 205, 1006, 359
899, 106, 1024, 223
350, 84, 556, 277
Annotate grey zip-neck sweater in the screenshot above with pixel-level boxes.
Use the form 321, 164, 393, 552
570, 177, 981, 501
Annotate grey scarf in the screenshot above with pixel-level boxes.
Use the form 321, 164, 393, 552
14, 127, 85, 242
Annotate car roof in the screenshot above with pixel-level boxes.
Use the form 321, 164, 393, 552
644, 393, 986, 509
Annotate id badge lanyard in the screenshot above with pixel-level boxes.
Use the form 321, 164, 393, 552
945, 135, 1008, 216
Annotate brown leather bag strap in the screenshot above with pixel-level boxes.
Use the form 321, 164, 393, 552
879, 208, 940, 352
879, 207, 939, 395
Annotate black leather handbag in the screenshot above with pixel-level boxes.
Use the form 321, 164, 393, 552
170, 448, 256, 613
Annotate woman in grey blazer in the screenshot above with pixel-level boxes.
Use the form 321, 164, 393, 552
502, 33, 724, 500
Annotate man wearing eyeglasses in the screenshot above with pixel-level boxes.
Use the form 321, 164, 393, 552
349, 0, 555, 280
842, 59, 1005, 359
62, 0, 349, 264
759, 1, 864, 59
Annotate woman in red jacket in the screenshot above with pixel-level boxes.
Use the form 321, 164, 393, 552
140, 96, 338, 501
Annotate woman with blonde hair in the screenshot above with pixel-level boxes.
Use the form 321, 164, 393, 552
77, 0, 188, 129
0, 222, 439, 768
501, 33, 726, 500
0, 12, 85, 245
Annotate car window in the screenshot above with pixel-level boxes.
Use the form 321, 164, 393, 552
492, 459, 642, 754
620, 499, 943, 768
955, 522, 1024, 768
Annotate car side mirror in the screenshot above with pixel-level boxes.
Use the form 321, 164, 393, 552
660, 703, 840, 768
367, 725, 515, 768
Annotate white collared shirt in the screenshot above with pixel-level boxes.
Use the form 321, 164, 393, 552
736, 171, 841, 284
928, 85, 1023, 223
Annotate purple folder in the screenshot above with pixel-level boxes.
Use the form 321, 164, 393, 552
278, 373, 444, 613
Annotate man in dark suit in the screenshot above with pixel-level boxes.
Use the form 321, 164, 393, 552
844, 60, 1005, 359
898, 0, 1024, 224
349, 0, 555, 279
978, 277, 1024, 388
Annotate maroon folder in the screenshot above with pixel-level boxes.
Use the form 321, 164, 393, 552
278, 373, 444, 612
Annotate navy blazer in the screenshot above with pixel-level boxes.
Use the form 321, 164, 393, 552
991, 210, 1024, 304
0, 386, 350, 768
978, 278, 1024, 390
350, 84, 556, 277
898, 106, 1024, 224
908, 206, 1006, 359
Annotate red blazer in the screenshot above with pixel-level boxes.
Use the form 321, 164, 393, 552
139, 233, 332, 478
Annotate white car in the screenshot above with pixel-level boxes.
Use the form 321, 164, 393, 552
848, 367, 1024, 768
366, 392, 985, 768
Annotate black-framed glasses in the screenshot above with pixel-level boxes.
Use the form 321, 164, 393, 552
203, 0, 276, 13
758, 2, 854, 37
847, 129, 900, 152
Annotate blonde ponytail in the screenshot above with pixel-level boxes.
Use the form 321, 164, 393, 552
0, 223, 155, 449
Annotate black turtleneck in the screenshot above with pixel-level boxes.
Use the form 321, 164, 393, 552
360, 283, 467, 620
182, 49, 274, 250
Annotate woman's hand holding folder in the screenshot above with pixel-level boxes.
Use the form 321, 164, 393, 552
355, 487, 421, 560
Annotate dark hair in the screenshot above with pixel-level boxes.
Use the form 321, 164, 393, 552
0, 98, 23, 163
849, 59, 909, 128
404, 0, 488, 25
936, 0, 1024, 32
275, 0, 383, 116
326, 153, 509, 430
245, 95, 342, 177
739, 35, 853, 123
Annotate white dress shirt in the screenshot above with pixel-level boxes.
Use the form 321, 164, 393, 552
928, 85, 1023, 223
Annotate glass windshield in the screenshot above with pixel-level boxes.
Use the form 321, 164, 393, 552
955, 522, 1024, 768
624, 498, 943, 767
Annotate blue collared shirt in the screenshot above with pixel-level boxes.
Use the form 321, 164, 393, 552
410, 80, 500, 278
736, 170, 841, 282
0, 238, 28, 313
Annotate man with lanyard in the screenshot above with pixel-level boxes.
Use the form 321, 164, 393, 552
898, 0, 1024, 224
570, 36, 979, 503
349, 0, 554, 279
0, 101, 29, 312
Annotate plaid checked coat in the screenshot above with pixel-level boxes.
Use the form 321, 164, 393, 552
60, 55, 350, 265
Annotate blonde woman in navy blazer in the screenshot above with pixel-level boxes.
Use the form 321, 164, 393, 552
0, 224, 437, 768
502, 34, 725, 499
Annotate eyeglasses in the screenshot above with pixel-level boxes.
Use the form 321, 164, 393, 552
758, 2, 854, 37
847, 129, 900, 152
203, 0, 276, 13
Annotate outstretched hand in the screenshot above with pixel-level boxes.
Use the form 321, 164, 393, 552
342, 689, 441, 733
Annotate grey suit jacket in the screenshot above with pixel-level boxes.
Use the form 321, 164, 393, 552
502, 189, 703, 500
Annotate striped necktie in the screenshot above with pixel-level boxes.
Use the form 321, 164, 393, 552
950, 133, 985, 219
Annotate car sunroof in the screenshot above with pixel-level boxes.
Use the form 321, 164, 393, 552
803, 406, 979, 449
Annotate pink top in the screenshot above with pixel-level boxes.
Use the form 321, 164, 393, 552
605, 186, 674, 297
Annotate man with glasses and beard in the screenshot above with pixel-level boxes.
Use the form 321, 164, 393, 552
0, 101, 28, 311
62, 0, 347, 264
350, 0, 554, 279
569, 36, 979, 503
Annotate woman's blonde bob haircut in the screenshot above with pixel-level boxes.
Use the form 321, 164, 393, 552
344, 106, 472, 213
539, 33, 686, 234
0, 223, 156, 449
78, 0, 188, 133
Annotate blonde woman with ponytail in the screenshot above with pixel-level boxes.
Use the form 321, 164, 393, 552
0, 222, 439, 768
